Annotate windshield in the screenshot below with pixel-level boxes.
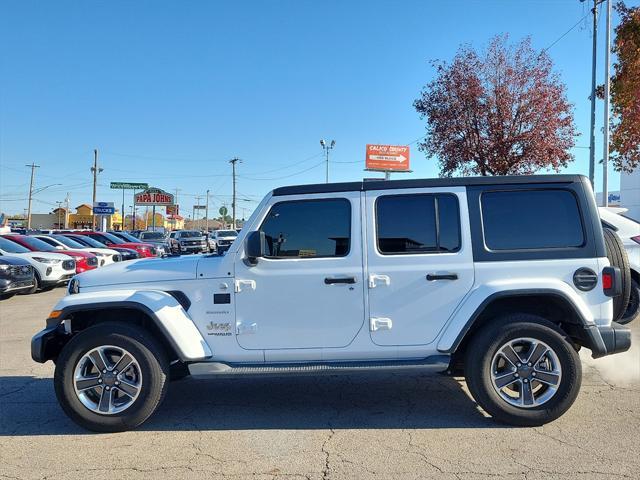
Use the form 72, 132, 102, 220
217, 230, 238, 237
65, 235, 106, 248
13, 236, 58, 252
99, 232, 127, 244
180, 231, 202, 238
114, 231, 142, 243
0, 236, 31, 254
52, 235, 86, 249
141, 232, 165, 240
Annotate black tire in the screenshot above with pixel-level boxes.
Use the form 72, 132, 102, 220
27, 272, 40, 294
465, 314, 581, 426
619, 277, 639, 325
0, 293, 15, 300
54, 322, 169, 432
603, 227, 631, 321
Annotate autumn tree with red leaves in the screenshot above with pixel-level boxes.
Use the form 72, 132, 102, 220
414, 36, 577, 177
607, 2, 640, 173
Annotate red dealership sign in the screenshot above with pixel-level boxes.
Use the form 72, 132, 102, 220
365, 144, 410, 171
134, 188, 175, 206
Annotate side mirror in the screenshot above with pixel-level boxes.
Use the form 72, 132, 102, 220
55, 245, 64, 250
245, 231, 265, 266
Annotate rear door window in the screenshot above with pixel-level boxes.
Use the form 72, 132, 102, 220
481, 189, 584, 250
375, 194, 461, 254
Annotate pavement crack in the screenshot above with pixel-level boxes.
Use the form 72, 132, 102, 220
320, 426, 335, 480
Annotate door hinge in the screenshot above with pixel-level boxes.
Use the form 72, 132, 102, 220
370, 317, 393, 332
235, 279, 256, 293
368, 274, 391, 288
236, 322, 258, 335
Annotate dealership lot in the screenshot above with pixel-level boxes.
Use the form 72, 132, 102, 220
1, 289, 639, 480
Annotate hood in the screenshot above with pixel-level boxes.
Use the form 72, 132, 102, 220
61, 250, 95, 259
140, 238, 169, 245
19, 251, 74, 261
0, 256, 32, 266
75, 254, 203, 288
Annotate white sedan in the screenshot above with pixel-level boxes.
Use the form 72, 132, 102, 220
34, 234, 122, 266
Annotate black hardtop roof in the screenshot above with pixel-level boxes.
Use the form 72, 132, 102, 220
272, 174, 588, 196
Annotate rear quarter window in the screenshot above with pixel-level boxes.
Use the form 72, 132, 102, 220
481, 189, 585, 250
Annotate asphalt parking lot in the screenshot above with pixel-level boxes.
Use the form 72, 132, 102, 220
1, 289, 639, 480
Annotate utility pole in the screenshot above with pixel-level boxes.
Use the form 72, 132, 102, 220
205, 189, 210, 232
56, 201, 63, 228
585, 0, 600, 190
25, 162, 40, 229
91, 149, 103, 229
194, 195, 203, 230
65, 193, 70, 229
320, 139, 336, 183
602, 0, 612, 206
229, 158, 241, 229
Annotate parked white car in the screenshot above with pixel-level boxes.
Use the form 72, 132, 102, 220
32, 175, 631, 432
0, 236, 75, 291
600, 207, 640, 324
34, 234, 121, 267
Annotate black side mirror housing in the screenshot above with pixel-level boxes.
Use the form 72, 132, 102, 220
245, 231, 265, 265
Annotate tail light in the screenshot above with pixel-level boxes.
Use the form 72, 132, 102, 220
631, 235, 640, 245
602, 266, 622, 297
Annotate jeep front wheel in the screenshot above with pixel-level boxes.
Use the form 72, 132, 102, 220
54, 322, 169, 432
465, 314, 581, 426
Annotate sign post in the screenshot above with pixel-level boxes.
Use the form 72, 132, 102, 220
133, 187, 175, 232
111, 182, 149, 230
365, 144, 411, 180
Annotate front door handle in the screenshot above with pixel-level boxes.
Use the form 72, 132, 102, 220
324, 277, 356, 285
426, 273, 458, 281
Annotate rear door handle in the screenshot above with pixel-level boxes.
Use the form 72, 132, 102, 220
426, 273, 458, 281
324, 277, 356, 285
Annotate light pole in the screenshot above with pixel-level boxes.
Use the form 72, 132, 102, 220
602, 0, 612, 206
56, 201, 63, 228
320, 139, 335, 183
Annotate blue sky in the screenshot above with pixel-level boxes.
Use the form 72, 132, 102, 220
1, 0, 637, 218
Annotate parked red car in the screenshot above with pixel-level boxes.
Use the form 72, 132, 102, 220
1, 234, 99, 273
73, 231, 158, 258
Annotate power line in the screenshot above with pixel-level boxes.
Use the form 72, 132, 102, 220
239, 159, 326, 181
541, 10, 592, 54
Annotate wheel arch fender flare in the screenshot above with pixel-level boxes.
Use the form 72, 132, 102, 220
436, 287, 605, 355
48, 290, 212, 362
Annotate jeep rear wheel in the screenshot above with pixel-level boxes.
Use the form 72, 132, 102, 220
54, 322, 169, 432
465, 314, 581, 426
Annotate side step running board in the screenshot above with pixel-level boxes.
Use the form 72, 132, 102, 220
188, 355, 450, 378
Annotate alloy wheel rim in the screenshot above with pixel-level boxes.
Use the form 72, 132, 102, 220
490, 337, 562, 408
73, 345, 142, 415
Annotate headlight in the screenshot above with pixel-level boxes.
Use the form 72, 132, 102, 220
0, 264, 10, 271
33, 257, 61, 264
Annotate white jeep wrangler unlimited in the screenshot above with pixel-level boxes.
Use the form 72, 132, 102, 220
32, 175, 631, 432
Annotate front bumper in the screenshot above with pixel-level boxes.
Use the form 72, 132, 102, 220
180, 244, 207, 253
41, 273, 74, 287
31, 321, 67, 363
0, 277, 35, 294
583, 322, 632, 358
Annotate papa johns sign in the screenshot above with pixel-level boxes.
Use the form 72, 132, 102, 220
134, 188, 175, 206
